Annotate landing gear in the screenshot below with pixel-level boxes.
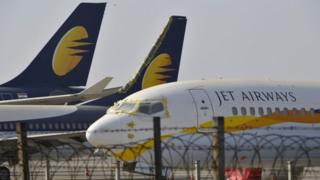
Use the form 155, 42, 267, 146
0, 166, 10, 180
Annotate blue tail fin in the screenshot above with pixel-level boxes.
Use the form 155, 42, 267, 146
121, 16, 187, 94
83, 16, 187, 106
3, 3, 106, 87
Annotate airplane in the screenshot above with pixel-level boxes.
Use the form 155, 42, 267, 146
0, 15, 186, 165
86, 79, 320, 176
0, 3, 105, 101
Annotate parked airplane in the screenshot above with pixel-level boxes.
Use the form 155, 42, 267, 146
0, 3, 105, 101
0, 15, 187, 167
86, 80, 320, 175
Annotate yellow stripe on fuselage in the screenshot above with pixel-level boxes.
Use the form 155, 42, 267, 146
112, 110, 320, 162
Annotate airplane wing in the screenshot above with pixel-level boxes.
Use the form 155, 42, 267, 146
0, 77, 121, 105
0, 131, 88, 164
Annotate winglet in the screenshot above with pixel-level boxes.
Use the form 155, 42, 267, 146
80, 77, 112, 95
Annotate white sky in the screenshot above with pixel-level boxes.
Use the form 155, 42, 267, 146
0, 0, 320, 88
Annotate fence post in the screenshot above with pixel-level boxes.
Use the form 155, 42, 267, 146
115, 160, 121, 180
212, 117, 225, 180
16, 122, 30, 180
45, 157, 50, 180
194, 160, 200, 180
153, 116, 162, 180
287, 161, 292, 180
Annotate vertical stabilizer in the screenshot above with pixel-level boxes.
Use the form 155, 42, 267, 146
84, 16, 187, 106
3, 3, 106, 87
121, 16, 187, 94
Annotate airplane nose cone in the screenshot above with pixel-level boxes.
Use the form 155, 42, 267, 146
86, 119, 105, 147
86, 114, 132, 147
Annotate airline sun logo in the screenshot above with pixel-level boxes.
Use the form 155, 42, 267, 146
52, 26, 92, 76
142, 53, 174, 89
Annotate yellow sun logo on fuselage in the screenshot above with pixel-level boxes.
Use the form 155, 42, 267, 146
52, 26, 91, 76
142, 53, 174, 89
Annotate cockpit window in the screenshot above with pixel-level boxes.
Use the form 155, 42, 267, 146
151, 102, 164, 114
109, 101, 137, 114
138, 103, 151, 114
108, 99, 168, 117
118, 102, 136, 112
137, 102, 164, 115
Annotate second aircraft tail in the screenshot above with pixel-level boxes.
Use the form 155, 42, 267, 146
121, 16, 187, 94
83, 16, 187, 106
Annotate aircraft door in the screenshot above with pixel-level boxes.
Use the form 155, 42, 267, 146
189, 89, 214, 126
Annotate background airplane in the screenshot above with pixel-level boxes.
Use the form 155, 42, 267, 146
0, 16, 187, 165
0, 3, 105, 101
86, 79, 320, 176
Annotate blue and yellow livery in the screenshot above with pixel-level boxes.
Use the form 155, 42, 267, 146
0, 3, 105, 100
87, 80, 320, 175
84, 16, 187, 106
0, 16, 187, 131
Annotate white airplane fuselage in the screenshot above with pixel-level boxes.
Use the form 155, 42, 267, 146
86, 80, 320, 169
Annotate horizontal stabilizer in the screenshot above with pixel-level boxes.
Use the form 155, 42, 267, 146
81, 77, 112, 95
0, 77, 119, 105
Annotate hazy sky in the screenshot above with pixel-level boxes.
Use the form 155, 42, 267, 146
0, 0, 320, 88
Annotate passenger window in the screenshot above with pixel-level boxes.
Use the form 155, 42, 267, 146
77, 123, 82, 129
29, 123, 33, 130
292, 108, 297, 117
258, 107, 264, 116
275, 108, 280, 116
0, 123, 2, 130
283, 108, 289, 117
72, 123, 76, 129
42, 123, 46, 129
4, 124, 8, 130
310, 108, 315, 116
301, 108, 306, 116
9, 123, 14, 130
267, 107, 272, 116
48, 123, 53, 130
61, 123, 65, 130
232, 107, 238, 116
55, 123, 59, 130
250, 107, 255, 116
241, 107, 247, 116
83, 123, 88, 129
66, 123, 70, 129
35, 123, 40, 130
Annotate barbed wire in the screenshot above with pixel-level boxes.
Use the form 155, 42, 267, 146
84, 125, 320, 134
0, 125, 319, 137
1, 127, 320, 179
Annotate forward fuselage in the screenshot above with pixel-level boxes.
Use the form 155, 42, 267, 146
86, 80, 320, 169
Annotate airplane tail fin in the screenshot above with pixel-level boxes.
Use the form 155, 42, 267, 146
3, 3, 106, 87
121, 16, 187, 94
81, 16, 186, 106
